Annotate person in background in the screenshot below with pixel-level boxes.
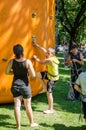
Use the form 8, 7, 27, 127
32, 40, 60, 114
63, 42, 69, 68
74, 71, 86, 123
5, 44, 38, 130
65, 44, 84, 100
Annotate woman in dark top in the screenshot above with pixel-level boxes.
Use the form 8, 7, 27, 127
6, 44, 38, 129
65, 44, 84, 100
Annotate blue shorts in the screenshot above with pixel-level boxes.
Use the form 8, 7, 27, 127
11, 84, 32, 99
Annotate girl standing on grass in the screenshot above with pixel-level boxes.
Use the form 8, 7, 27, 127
5, 44, 38, 130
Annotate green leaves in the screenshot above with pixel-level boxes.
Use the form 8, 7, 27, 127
56, 0, 86, 44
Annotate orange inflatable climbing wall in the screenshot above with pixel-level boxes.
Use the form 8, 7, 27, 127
0, 0, 55, 103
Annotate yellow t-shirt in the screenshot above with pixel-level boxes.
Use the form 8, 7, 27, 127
47, 56, 60, 81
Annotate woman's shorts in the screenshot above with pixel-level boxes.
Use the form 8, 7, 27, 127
11, 84, 32, 99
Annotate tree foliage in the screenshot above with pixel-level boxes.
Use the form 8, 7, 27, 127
56, 0, 86, 46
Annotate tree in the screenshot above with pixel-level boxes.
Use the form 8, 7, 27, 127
56, 0, 86, 47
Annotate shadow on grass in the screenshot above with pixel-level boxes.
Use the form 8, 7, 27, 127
39, 123, 86, 130
0, 115, 29, 129
0, 121, 15, 129
0, 103, 13, 109
53, 123, 86, 130
0, 114, 11, 120
0, 114, 15, 129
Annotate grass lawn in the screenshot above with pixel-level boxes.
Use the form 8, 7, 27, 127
0, 53, 86, 130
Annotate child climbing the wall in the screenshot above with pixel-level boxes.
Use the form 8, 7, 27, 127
32, 38, 60, 114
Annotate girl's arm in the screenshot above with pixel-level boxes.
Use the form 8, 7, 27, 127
27, 59, 36, 78
5, 60, 13, 75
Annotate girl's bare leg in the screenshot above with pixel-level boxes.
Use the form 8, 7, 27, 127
14, 96, 22, 130
24, 98, 38, 127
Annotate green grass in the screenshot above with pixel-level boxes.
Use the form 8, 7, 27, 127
0, 53, 86, 130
